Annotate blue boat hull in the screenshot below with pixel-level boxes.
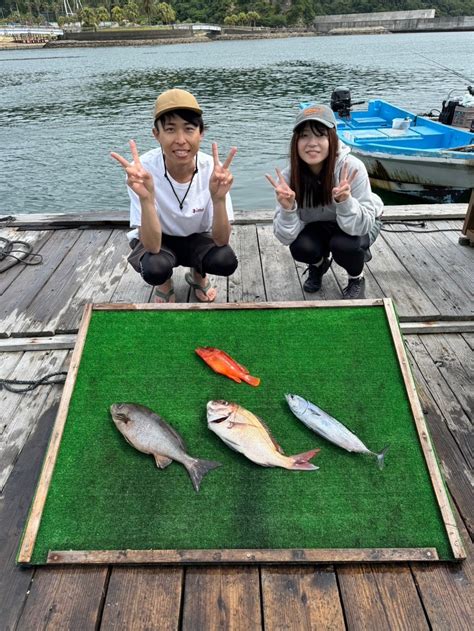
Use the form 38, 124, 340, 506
302, 99, 474, 203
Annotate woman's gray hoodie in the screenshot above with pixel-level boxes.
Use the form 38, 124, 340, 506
273, 144, 383, 246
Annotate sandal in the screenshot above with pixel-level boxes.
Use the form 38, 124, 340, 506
184, 271, 216, 303
153, 282, 175, 303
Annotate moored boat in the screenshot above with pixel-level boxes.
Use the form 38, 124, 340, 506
302, 93, 474, 203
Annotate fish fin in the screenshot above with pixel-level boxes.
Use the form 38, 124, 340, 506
289, 462, 319, 471
376, 445, 390, 470
227, 421, 250, 429
242, 374, 261, 387
289, 449, 320, 470
154, 454, 173, 469
186, 458, 221, 492
255, 415, 284, 453
219, 350, 250, 374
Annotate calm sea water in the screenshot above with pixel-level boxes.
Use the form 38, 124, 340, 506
0, 31, 472, 213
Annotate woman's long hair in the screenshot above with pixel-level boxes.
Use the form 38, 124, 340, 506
289, 121, 338, 207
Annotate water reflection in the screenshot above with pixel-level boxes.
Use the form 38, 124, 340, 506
0, 32, 471, 213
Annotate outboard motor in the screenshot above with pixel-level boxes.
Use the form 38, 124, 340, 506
439, 98, 460, 125
331, 87, 352, 118
330, 87, 364, 119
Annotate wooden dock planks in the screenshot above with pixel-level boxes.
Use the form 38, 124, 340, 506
0, 210, 472, 629
261, 566, 345, 630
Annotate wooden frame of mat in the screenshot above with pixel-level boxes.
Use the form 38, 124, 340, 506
18, 298, 466, 564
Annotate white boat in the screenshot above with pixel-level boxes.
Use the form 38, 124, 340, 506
302, 95, 474, 203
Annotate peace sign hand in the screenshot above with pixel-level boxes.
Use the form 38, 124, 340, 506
333, 162, 358, 203
265, 168, 296, 211
209, 142, 237, 202
110, 140, 155, 201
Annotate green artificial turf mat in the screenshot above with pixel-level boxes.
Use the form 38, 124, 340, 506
26, 306, 453, 563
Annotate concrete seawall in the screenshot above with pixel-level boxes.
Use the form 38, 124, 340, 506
314, 14, 474, 34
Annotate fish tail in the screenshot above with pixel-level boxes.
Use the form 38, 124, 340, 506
242, 374, 260, 387
186, 458, 221, 492
288, 448, 320, 471
376, 445, 390, 470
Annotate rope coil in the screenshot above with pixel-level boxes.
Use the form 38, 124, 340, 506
0, 236, 43, 272
0, 372, 67, 393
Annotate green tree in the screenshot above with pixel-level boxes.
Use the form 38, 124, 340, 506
154, 1, 175, 23
247, 9, 259, 25
123, 0, 139, 22
111, 4, 124, 21
96, 5, 110, 21
237, 10, 246, 24
80, 6, 98, 27
141, 0, 152, 23
224, 13, 237, 24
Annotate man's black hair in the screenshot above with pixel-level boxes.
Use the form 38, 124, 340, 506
155, 109, 204, 133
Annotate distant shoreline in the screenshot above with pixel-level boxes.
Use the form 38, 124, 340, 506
0, 31, 321, 50
1, 26, 472, 51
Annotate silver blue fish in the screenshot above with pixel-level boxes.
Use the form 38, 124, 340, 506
285, 394, 388, 469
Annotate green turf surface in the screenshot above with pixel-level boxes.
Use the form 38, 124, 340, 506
26, 305, 453, 563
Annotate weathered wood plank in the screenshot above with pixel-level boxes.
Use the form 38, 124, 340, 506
0, 404, 58, 631
47, 548, 438, 564
0, 351, 22, 435
367, 231, 440, 318
181, 567, 261, 630
423, 220, 474, 275
16, 566, 108, 629
462, 332, 474, 350
4, 229, 112, 336
337, 564, 429, 630
384, 301, 465, 560
0, 228, 52, 294
397, 221, 474, 303
228, 224, 266, 302
434, 219, 472, 251
101, 567, 183, 630
3, 204, 468, 228
0, 350, 68, 492
261, 566, 345, 630
406, 336, 473, 470
256, 224, 304, 301
411, 533, 473, 631
422, 335, 474, 423
0, 229, 83, 337
381, 228, 472, 318
57, 229, 129, 331
18, 306, 92, 564
110, 251, 153, 304
0, 334, 76, 352
400, 321, 474, 334
406, 339, 473, 537
2, 321, 472, 353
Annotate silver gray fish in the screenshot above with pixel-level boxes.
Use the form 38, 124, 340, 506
285, 394, 388, 469
110, 403, 221, 491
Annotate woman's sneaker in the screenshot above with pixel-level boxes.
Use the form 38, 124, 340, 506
302, 258, 332, 292
342, 276, 366, 299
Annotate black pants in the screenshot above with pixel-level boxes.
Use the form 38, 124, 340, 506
290, 221, 370, 277
134, 232, 238, 287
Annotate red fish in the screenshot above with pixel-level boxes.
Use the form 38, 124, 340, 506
195, 347, 260, 387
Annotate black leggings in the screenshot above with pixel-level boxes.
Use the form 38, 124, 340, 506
139, 232, 238, 286
290, 221, 369, 277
